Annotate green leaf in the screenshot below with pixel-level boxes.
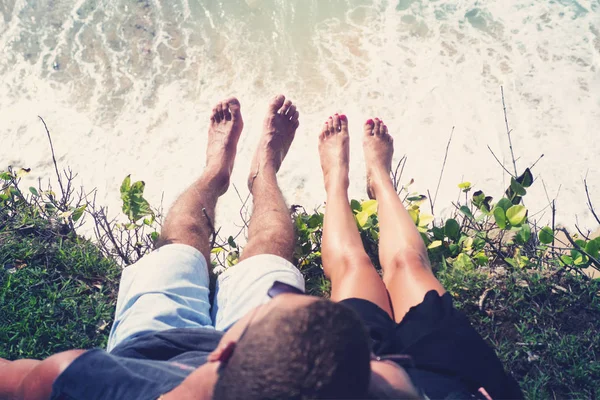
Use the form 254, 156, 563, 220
474, 252, 489, 266
496, 198, 513, 212
72, 205, 87, 222
493, 207, 507, 229
228, 236, 237, 248
0, 171, 12, 180
350, 199, 361, 213
120, 175, 132, 195
418, 213, 434, 227
510, 177, 527, 196
361, 200, 378, 216
226, 250, 239, 267
211, 247, 224, 254
428, 240, 443, 249
16, 168, 31, 178
538, 227, 554, 244
560, 255, 573, 265
571, 250, 587, 266
449, 243, 460, 257
307, 214, 323, 229
444, 219, 461, 241
29, 187, 39, 196
458, 181, 472, 192
432, 227, 444, 240
356, 211, 369, 227
150, 231, 160, 242
515, 224, 531, 244
504, 257, 519, 269
408, 210, 418, 224
586, 238, 600, 259
506, 205, 527, 226
453, 253, 474, 270
516, 168, 534, 188
459, 206, 474, 220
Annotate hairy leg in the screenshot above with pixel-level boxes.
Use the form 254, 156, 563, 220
318, 114, 393, 317
240, 95, 300, 262
158, 98, 244, 262
363, 118, 445, 322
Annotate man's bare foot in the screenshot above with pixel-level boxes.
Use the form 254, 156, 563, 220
318, 113, 350, 192
248, 94, 299, 191
363, 118, 394, 200
205, 97, 244, 195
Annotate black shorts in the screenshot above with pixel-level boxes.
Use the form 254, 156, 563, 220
340, 291, 523, 399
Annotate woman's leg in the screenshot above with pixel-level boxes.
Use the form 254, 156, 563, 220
318, 114, 393, 318
362, 118, 445, 322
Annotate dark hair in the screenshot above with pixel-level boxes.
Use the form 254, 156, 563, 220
213, 299, 371, 400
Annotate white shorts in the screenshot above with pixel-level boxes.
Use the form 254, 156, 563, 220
106, 244, 305, 351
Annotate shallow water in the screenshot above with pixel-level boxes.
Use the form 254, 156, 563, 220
1, 0, 599, 235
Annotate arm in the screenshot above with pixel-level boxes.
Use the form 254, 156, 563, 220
0, 350, 85, 400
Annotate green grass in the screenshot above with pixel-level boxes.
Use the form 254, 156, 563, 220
0, 217, 120, 359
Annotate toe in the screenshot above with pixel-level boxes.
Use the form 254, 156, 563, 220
339, 114, 348, 132
373, 118, 381, 135
225, 97, 241, 120
364, 119, 374, 136
320, 122, 328, 140
280, 99, 293, 115
291, 110, 300, 123
222, 102, 232, 121
216, 103, 224, 121
212, 106, 221, 123
268, 94, 286, 113
286, 104, 296, 119
328, 116, 336, 135
382, 123, 391, 140
332, 114, 341, 132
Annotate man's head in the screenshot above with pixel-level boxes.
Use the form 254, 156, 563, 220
213, 294, 371, 399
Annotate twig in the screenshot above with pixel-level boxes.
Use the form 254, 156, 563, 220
202, 207, 217, 249
479, 288, 493, 312
584, 175, 600, 225
392, 155, 407, 194
500, 86, 518, 176
487, 145, 514, 177
530, 154, 544, 170
433, 126, 454, 208
427, 189, 435, 216
557, 227, 600, 271
38, 116, 66, 202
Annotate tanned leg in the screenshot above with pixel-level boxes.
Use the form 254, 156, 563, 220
240, 95, 299, 262
158, 98, 244, 263
363, 118, 445, 322
318, 114, 393, 317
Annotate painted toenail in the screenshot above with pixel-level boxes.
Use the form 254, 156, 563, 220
366, 119, 373, 124
340, 115, 347, 121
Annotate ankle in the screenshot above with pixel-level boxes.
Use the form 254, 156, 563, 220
199, 169, 230, 195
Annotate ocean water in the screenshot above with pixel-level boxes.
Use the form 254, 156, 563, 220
1, 0, 599, 237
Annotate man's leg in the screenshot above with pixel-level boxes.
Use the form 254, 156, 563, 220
317, 114, 393, 318
158, 98, 244, 262
363, 118, 445, 322
106, 98, 244, 350
239, 95, 299, 262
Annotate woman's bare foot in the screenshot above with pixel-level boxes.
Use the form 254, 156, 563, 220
318, 113, 350, 192
205, 97, 244, 195
248, 94, 300, 191
363, 118, 394, 200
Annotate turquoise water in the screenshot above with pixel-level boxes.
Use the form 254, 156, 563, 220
1, 0, 599, 231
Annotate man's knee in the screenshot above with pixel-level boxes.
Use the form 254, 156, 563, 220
383, 249, 431, 281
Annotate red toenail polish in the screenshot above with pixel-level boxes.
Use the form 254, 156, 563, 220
366, 119, 373, 124
340, 114, 347, 120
